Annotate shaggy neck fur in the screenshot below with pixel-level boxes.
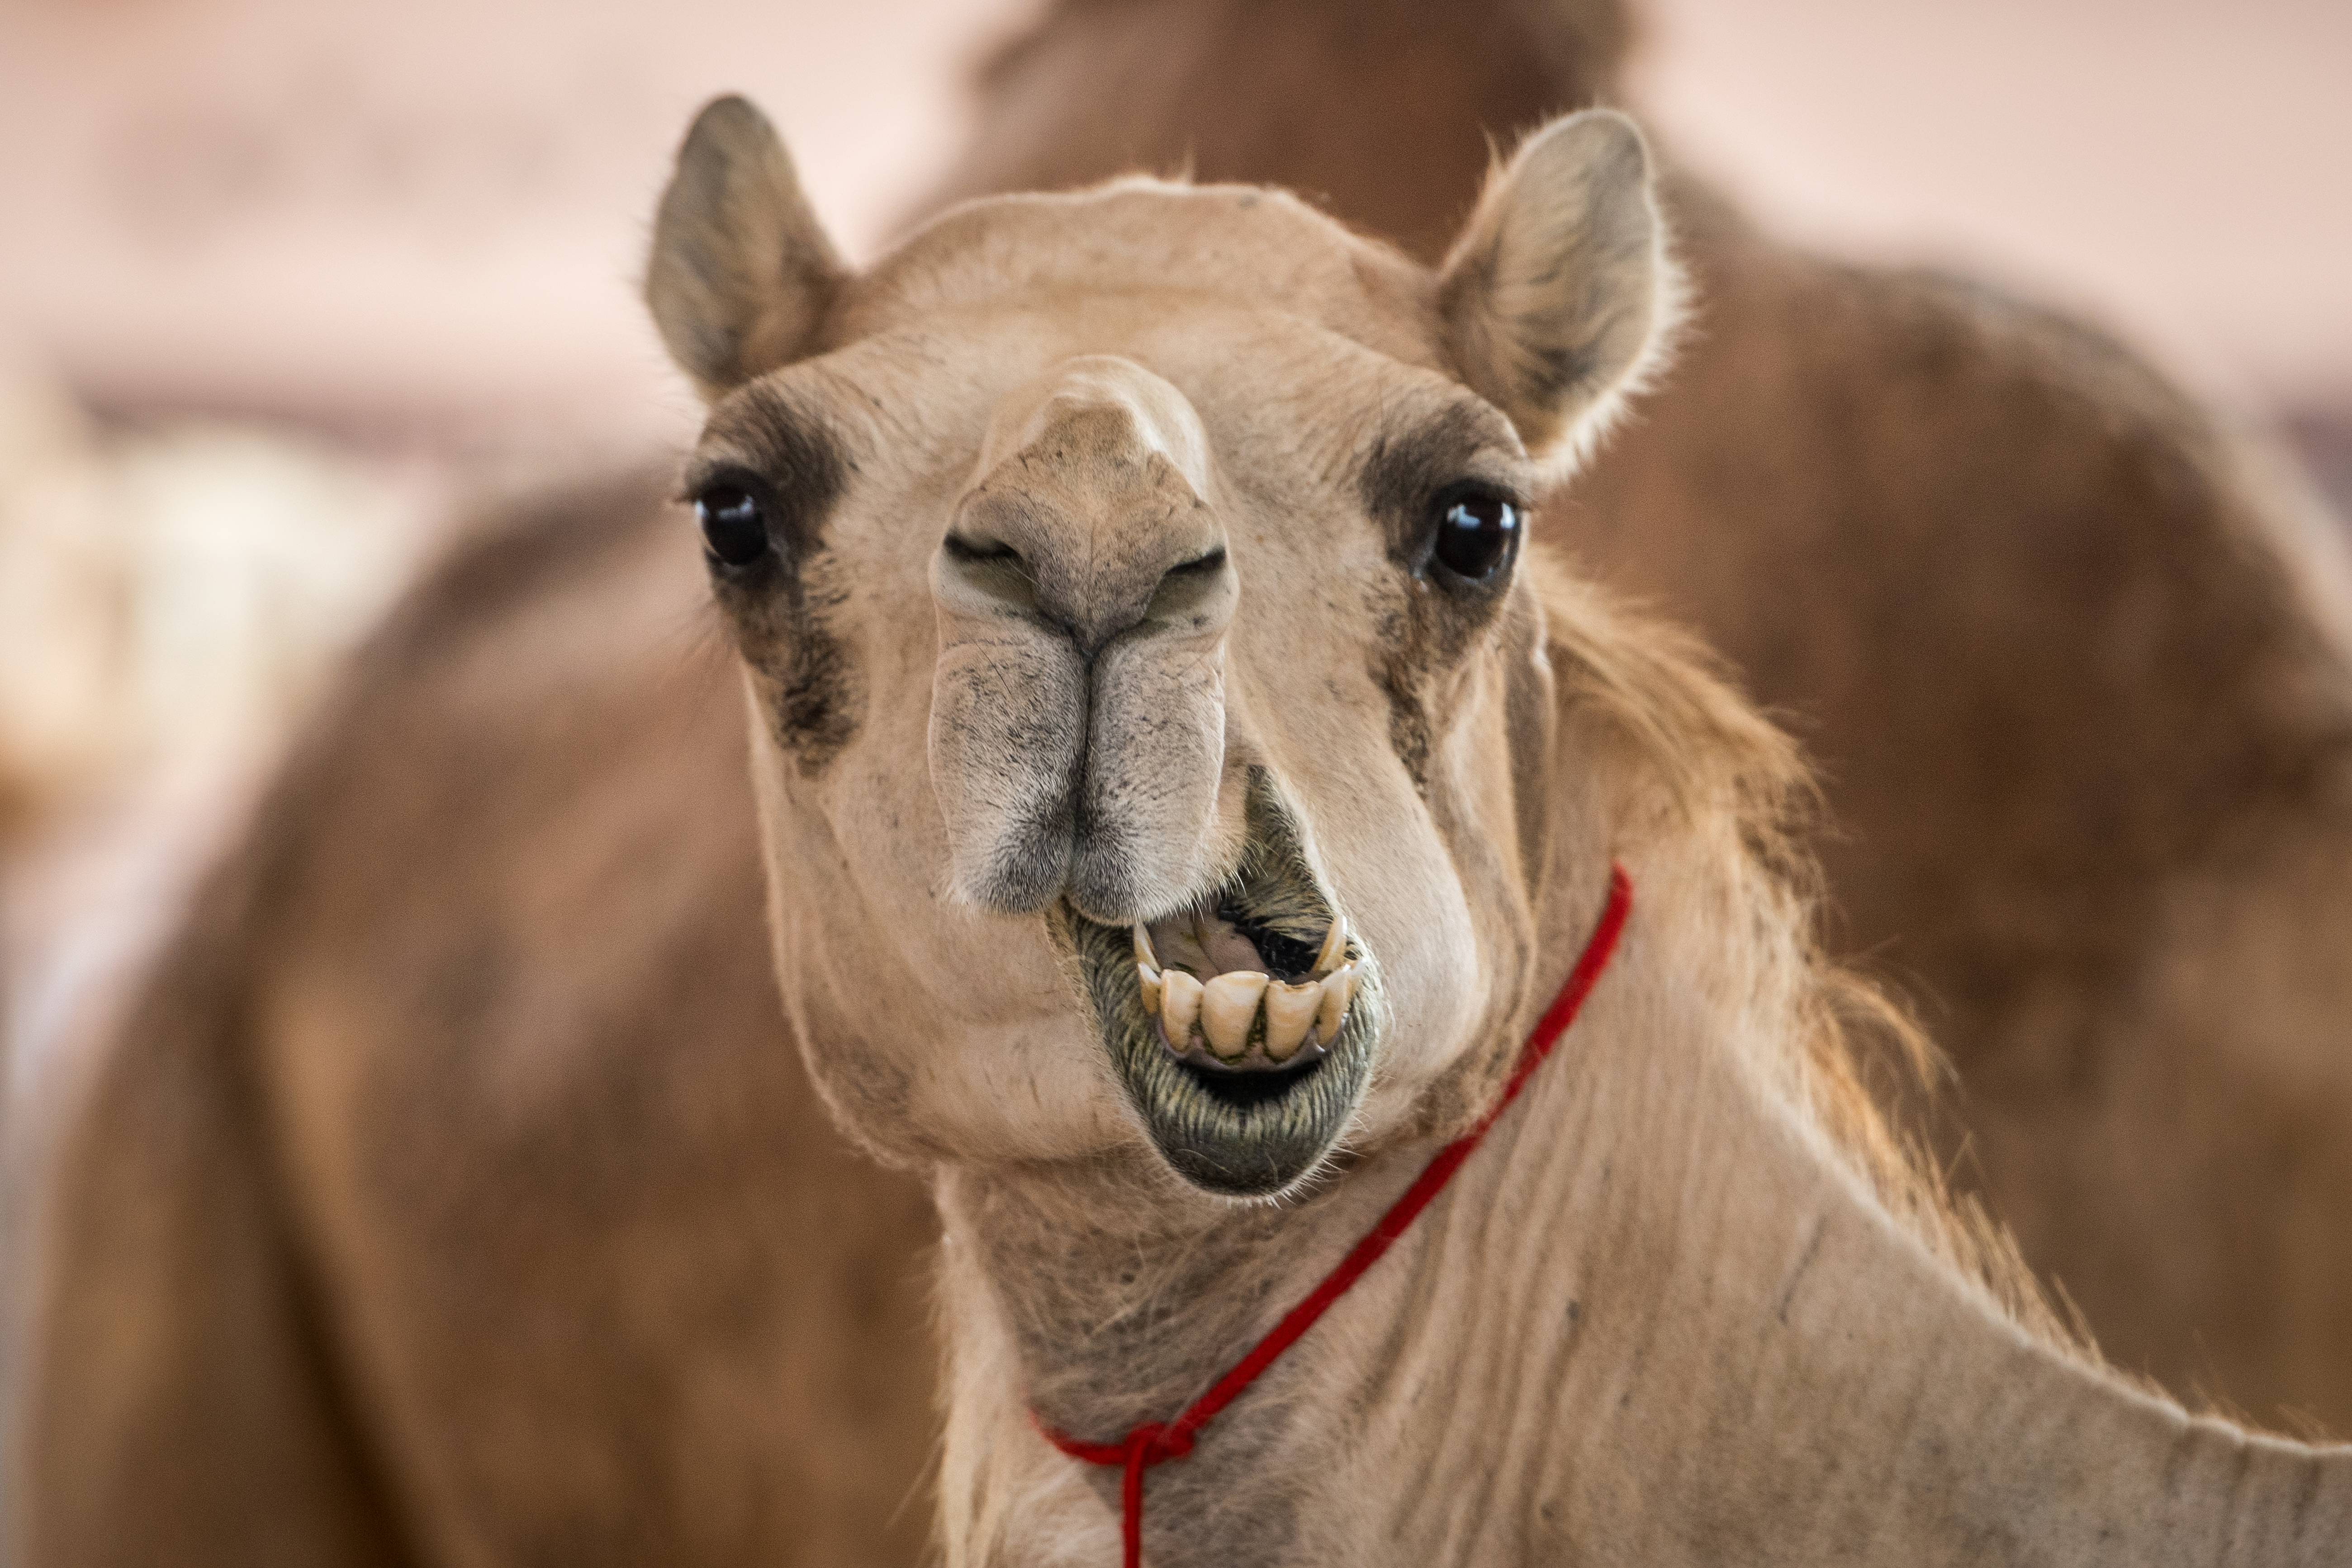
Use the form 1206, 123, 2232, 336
930, 562, 2352, 1567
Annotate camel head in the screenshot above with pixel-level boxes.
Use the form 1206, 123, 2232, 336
645, 96, 1674, 1197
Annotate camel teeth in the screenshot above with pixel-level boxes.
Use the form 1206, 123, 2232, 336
1262, 979, 1321, 1061
1200, 971, 1270, 1061
1138, 961, 1162, 1014
1133, 922, 1157, 968
1315, 963, 1357, 1046
1312, 916, 1349, 976
1161, 969, 1203, 1045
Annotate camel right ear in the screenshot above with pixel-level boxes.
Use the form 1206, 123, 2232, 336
1437, 111, 1676, 467
646, 95, 846, 401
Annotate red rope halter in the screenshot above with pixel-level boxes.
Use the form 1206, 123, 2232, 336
1038, 864, 1633, 1568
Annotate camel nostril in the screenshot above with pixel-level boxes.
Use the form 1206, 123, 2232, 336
1139, 546, 1231, 628
943, 534, 1025, 567
940, 532, 1047, 619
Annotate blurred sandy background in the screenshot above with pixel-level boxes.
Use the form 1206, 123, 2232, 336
2, 0, 2347, 1119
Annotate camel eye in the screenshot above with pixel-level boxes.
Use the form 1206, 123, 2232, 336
696, 485, 769, 568
1431, 489, 1520, 583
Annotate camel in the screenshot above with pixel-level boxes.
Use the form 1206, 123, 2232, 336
15, 0, 2352, 1563
633, 95, 2351, 1563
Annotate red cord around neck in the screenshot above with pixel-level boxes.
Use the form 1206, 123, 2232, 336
1038, 864, 1633, 1568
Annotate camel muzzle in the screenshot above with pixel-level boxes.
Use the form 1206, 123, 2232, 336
927, 355, 1238, 923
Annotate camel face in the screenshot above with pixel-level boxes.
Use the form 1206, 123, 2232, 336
650, 99, 1672, 1195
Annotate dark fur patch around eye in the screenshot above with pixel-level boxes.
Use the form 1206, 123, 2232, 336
692, 386, 862, 773
1356, 402, 1527, 792
693, 384, 851, 556
1358, 402, 1505, 570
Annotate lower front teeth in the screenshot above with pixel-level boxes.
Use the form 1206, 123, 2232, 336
1200, 972, 1270, 1060
1160, 969, 1204, 1043
1263, 980, 1321, 1061
1135, 919, 1356, 1064
1315, 964, 1356, 1045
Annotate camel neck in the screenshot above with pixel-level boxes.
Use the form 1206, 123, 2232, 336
931, 856, 2352, 1566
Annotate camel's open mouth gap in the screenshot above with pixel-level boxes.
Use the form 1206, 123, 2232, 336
1214, 899, 1322, 980
1181, 1052, 1328, 1109
1062, 769, 1380, 1198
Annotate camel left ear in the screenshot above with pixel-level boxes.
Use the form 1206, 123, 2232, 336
1438, 110, 1676, 463
645, 95, 847, 402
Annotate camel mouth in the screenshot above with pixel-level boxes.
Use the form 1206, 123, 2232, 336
1135, 889, 1358, 1073
1063, 770, 1379, 1198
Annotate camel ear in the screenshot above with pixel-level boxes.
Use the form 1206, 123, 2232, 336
1438, 110, 1676, 463
646, 95, 846, 401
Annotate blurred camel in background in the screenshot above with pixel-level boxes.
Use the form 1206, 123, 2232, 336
16, 0, 2352, 1563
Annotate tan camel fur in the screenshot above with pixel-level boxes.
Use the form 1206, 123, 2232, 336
15, 2, 2352, 1565
636, 96, 2351, 1563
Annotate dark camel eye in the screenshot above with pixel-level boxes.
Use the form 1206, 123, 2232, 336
697, 486, 768, 568
1432, 492, 1520, 581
